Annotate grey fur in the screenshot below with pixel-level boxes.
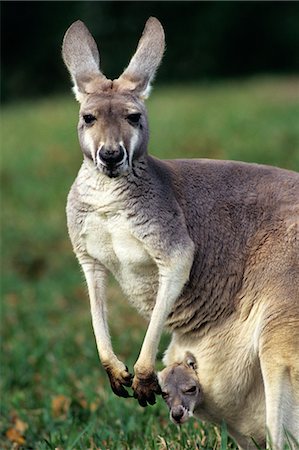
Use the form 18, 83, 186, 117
68, 155, 298, 330
62, 17, 299, 446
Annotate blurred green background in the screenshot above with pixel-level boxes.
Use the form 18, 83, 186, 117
1, 2, 299, 449
2, 1, 299, 102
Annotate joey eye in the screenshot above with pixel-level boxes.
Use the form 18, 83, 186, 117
184, 386, 197, 394
127, 112, 141, 126
83, 114, 96, 125
162, 391, 169, 399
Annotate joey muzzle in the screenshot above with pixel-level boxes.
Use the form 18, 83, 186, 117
170, 405, 189, 424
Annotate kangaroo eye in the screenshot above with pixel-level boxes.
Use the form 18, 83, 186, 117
83, 114, 96, 125
185, 386, 197, 394
127, 113, 141, 125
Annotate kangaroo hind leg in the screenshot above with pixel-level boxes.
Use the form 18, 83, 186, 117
260, 309, 299, 450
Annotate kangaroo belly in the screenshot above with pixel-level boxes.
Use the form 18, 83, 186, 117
82, 211, 158, 316
164, 307, 266, 441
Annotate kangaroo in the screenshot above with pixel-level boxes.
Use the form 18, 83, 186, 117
62, 17, 299, 448
158, 353, 203, 426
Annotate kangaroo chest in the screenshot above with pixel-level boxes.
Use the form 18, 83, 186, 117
83, 210, 146, 268
81, 209, 158, 314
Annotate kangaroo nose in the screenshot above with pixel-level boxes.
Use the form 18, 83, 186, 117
171, 405, 185, 423
99, 145, 125, 166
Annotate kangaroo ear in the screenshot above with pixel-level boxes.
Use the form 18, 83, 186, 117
62, 20, 107, 102
115, 17, 165, 99
184, 352, 197, 371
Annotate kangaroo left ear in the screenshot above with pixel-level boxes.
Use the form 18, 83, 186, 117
115, 17, 165, 99
184, 352, 197, 371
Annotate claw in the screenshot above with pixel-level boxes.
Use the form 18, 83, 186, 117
134, 391, 148, 407
123, 366, 133, 387
112, 383, 131, 398
147, 392, 157, 405
132, 371, 161, 406
105, 365, 133, 398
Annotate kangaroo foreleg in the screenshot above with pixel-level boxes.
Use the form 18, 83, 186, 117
81, 256, 133, 397
132, 249, 194, 406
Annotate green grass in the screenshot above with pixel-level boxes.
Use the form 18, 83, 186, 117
1, 77, 299, 449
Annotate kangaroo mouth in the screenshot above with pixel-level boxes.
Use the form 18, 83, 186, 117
104, 165, 124, 178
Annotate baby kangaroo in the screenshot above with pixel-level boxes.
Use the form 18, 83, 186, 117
158, 352, 203, 425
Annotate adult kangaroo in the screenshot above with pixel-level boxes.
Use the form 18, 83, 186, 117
62, 17, 299, 448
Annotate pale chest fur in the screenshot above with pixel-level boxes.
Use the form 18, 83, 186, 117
73, 169, 159, 315
82, 210, 151, 273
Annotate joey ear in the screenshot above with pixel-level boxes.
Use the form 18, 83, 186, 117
115, 17, 165, 99
62, 20, 107, 101
184, 352, 197, 371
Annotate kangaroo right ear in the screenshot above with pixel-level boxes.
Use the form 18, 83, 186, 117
62, 20, 107, 102
184, 352, 197, 371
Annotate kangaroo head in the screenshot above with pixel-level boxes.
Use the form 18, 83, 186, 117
62, 18, 164, 178
158, 352, 203, 425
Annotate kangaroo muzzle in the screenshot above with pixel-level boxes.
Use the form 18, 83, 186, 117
170, 405, 190, 425
98, 145, 125, 166
96, 144, 128, 177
